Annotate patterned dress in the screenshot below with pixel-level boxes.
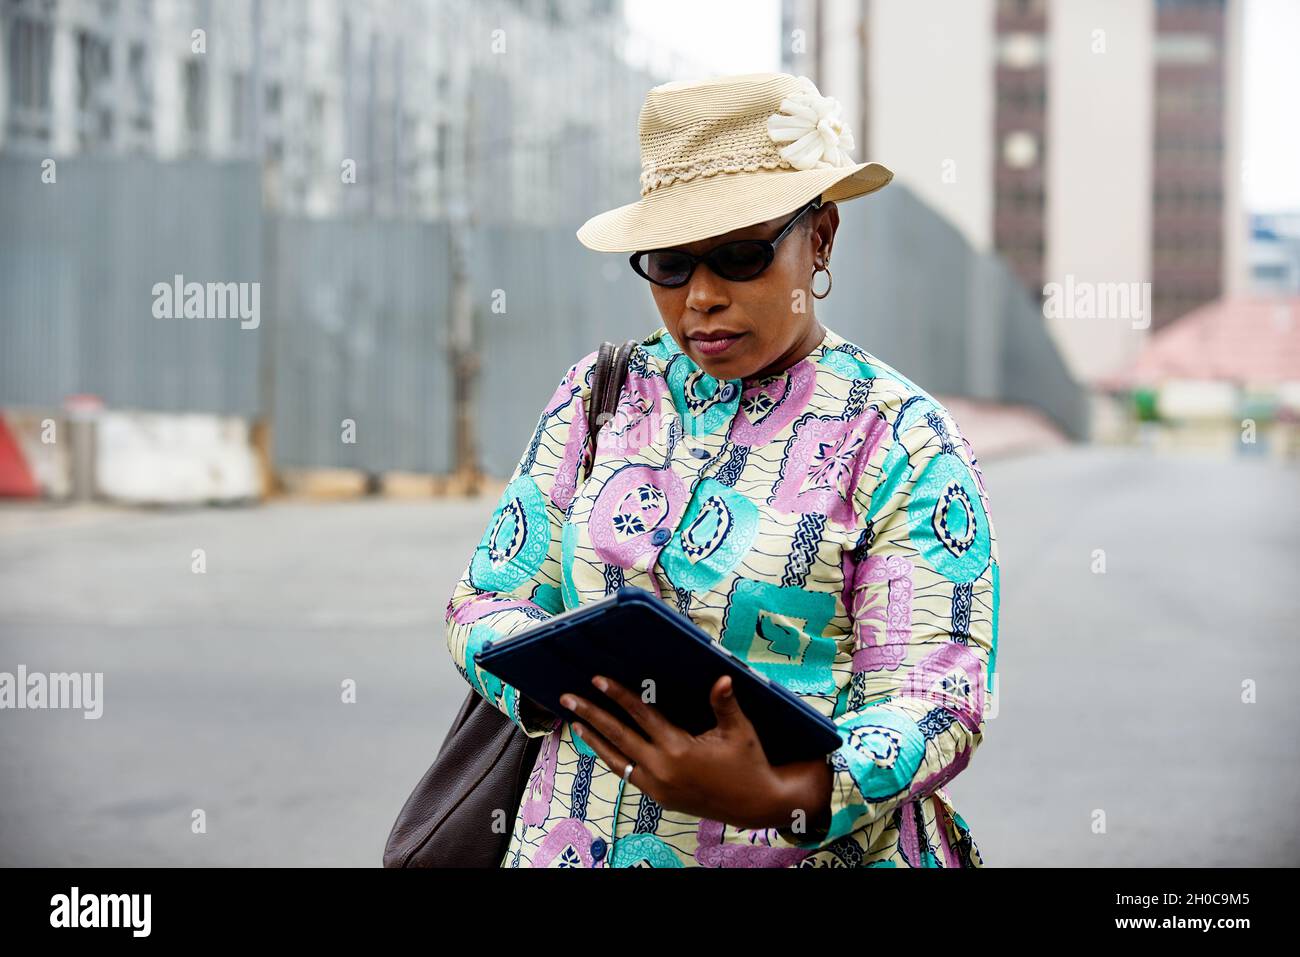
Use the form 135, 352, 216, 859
444, 322, 1000, 868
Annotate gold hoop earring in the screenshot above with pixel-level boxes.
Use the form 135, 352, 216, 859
811, 262, 832, 299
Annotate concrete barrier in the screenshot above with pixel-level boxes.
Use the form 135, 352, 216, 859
94, 411, 260, 505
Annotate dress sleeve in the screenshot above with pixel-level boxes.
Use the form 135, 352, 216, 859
443, 348, 601, 737
773, 405, 1000, 851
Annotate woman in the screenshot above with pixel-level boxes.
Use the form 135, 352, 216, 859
445, 72, 999, 867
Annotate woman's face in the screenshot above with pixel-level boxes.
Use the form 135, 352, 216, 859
649, 201, 840, 382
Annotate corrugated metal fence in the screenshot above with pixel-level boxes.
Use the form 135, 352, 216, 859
0, 158, 263, 415
265, 217, 453, 473
0, 157, 1087, 477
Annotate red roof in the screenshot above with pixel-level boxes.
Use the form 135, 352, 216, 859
1101, 297, 1300, 390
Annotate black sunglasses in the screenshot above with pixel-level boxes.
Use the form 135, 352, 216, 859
629, 197, 822, 288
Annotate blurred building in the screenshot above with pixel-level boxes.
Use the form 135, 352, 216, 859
0, 0, 674, 225
1248, 212, 1300, 294
1098, 296, 1300, 460
780, 0, 1246, 386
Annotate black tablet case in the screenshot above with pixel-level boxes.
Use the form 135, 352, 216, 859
474, 586, 842, 766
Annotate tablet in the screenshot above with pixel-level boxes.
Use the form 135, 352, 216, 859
473, 585, 842, 766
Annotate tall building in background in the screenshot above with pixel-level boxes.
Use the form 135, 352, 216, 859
993, 0, 1048, 295
1151, 0, 1236, 326
780, 0, 1245, 385
0, 0, 670, 226
1044, 0, 1154, 382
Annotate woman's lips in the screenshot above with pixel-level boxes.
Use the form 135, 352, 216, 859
691, 332, 744, 356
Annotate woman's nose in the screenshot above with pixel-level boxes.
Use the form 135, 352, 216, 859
683, 263, 730, 314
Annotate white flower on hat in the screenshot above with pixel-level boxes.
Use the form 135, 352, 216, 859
766, 76, 857, 171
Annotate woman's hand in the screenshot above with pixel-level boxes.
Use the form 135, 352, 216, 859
559, 673, 833, 835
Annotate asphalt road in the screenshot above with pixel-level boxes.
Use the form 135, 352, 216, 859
0, 445, 1297, 866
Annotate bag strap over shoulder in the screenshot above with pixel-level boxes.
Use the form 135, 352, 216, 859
582, 339, 637, 482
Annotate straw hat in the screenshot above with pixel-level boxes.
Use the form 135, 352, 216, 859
576, 72, 893, 253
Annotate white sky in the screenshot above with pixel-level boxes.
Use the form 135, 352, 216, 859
622, 0, 1300, 213
622, 0, 782, 78
1242, 0, 1300, 212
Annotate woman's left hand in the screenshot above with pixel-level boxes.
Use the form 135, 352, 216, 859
560, 673, 831, 833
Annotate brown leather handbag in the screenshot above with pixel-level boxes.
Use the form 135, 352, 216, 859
383, 339, 637, 868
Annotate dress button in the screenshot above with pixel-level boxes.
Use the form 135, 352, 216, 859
591, 838, 607, 862
650, 527, 671, 546
689, 446, 710, 460
718, 382, 738, 403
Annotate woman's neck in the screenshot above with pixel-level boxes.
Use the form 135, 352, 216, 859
744, 318, 826, 382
